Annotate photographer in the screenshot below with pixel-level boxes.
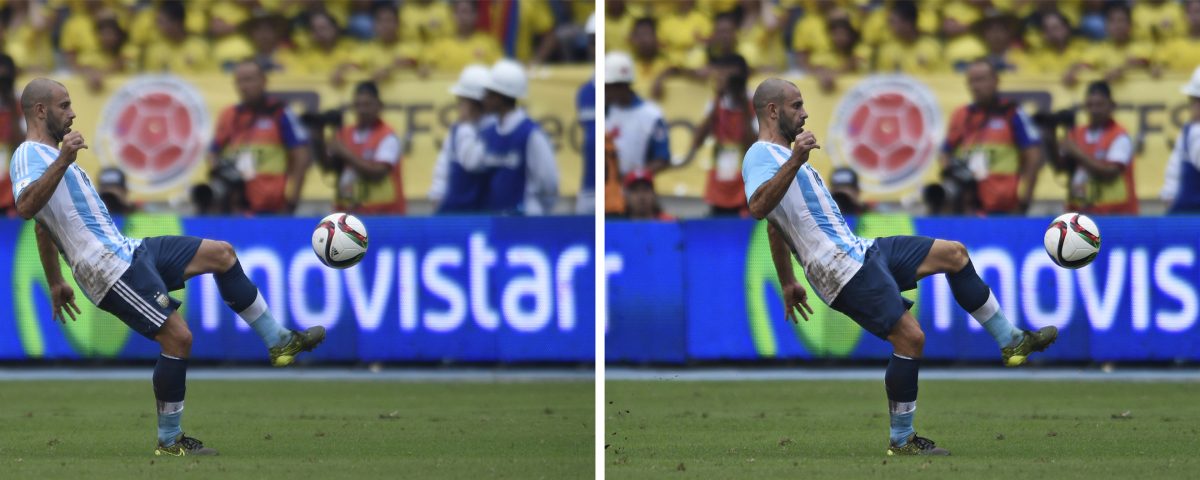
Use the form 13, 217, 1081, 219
941, 59, 1041, 215
209, 60, 311, 214
318, 81, 405, 215
1046, 81, 1138, 215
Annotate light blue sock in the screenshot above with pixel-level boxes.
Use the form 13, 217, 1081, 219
889, 410, 915, 446
981, 313, 1021, 348
971, 293, 1022, 348
157, 408, 183, 445
238, 292, 291, 348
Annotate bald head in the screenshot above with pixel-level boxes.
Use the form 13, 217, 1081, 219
753, 78, 807, 143
21, 78, 75, 143
752, 78, 796, 123
21, 78, 64, 114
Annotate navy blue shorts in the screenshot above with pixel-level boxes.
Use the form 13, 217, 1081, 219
97, 236, 203, 339
830, 235, 935, 340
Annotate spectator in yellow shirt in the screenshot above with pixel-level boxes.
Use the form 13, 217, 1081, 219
1, 1, 54, 73
240, 13, 291, 73
686, 12, 756, 73
606, 0, 635, 53
628, 17, 676, 100
421, 0, 503, 75
873, 1, 944, 74
1132, 0, 1184, 43
976, 12, 1024, 73
351, 3, 419, 84
1014, 10, 1086, 81
791, 2, 851, 72
60, 1, 110, 71
737, 0, 785, 72
209, 0, 258, 68
658, 0, 712, 67
75, 17, 138, 91
1156, 0, 1200, 73
399, 0, 453, 44
941, 0, 990, 71
285, 10, 359, 79
1076, 3, 1156, 84
810, 17, 871, 92
140, 1, 215, 74
502, 0, 558, 65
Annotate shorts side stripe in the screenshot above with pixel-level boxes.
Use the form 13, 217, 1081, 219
113, 281, 166, 326
115, 281, 167, 323
111, 283, 164, 326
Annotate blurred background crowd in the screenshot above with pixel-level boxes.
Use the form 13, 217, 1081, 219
604, 0, 1200, 221
0, 0, 596, 218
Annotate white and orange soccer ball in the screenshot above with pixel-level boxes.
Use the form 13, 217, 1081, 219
1043, 213, 1101, 269
311, 213, 368, 269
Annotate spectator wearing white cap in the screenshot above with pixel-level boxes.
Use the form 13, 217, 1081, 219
605, 51, 670, 176
1162, 66, 1200, 214
477, 59, 560, 215
432, 64, 492, 212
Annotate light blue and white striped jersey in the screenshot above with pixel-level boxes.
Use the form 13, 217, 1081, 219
743, 141, 872, 303
11, 141, 141, 303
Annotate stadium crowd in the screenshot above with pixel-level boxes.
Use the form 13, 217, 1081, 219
0, 0, 596, 217
605, 0, 1200, 220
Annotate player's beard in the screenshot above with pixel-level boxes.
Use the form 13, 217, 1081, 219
778, 116, 803, 143
46, 115, 68, 144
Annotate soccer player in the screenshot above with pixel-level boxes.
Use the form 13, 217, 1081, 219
11, 78, 326, 456
742, 78, 1058, 456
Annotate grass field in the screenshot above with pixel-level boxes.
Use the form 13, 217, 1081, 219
0, 379, 592, 479
606, 379, 1200, 479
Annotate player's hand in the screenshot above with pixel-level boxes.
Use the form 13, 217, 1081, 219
792, 131, 821, 161
49, 282, 81, 324
60, 131, 88, 163
781, 281, 814, 324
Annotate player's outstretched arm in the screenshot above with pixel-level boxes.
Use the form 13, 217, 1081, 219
15, 132, 87, 219
768, 221, 813, 323
35, 222, 80, 323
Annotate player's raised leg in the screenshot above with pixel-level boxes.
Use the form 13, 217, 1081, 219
883, 312, 950, 456
151, 313, 218, 456
916, 239, 1057, 366
184, 239, 325, 366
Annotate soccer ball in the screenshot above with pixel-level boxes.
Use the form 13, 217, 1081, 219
312, 213, 368, 269
1043, 213, 1100, 269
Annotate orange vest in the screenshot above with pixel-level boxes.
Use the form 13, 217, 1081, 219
945, 103, 1028, 213
334, 122, 405, 215
604, 133, 626, 215
1066, 123, 1138, 215
704, 97, 753, 212
212, 102, 293, 213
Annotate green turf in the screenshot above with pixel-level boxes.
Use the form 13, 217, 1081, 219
0, 379, 592, 479
606, 380, 1200, 479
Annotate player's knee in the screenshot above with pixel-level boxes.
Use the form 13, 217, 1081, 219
948, 241, 970, 271
158, 327, 192, 355
215, 241, 237, 270
893, 326, 924, 354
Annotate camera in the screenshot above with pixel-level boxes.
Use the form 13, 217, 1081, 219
1032, 109, 1077, 130
299, 109, 344, 129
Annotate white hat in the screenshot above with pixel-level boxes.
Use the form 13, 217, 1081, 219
1183, 66, 1200, 98
585, 13, 595, 35
450, 64, 490, 101
605, 51, 634, 84
484, 59, 528, 99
